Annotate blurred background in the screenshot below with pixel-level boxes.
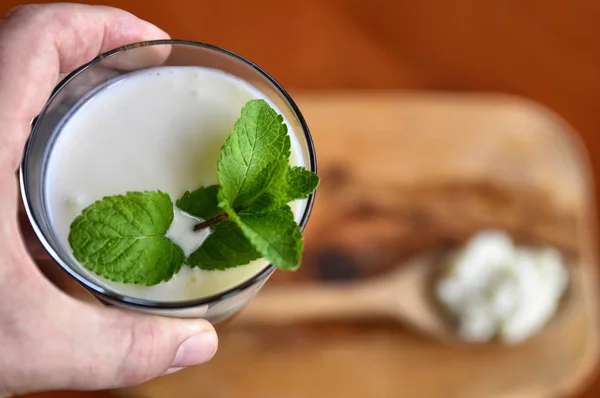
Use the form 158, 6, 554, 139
3, 0, 600, 397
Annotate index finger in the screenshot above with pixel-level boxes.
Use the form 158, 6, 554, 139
0, 3, 170, 170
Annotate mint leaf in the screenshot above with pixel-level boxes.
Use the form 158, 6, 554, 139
68, 191, 184, 286
244, 158, 289, 213
245, 165, 319, 212
218, 99, 291, 208
176, 185, 221, 219
187, 221, 261, 270
225, 204, 302, 270
284, 166, 320, 202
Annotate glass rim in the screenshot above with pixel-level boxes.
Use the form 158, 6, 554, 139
19, 39, 317, 309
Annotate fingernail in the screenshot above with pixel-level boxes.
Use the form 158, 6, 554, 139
164, 367, 184, 376
171, 331, 218, 368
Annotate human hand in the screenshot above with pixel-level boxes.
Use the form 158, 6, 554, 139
0, 3, 218, 395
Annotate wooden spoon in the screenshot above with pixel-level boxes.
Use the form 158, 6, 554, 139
233, 251, 456, 341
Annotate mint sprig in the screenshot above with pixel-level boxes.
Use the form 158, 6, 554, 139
68, 99, 319, 286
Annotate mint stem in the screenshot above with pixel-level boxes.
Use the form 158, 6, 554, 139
194, 206, 245, 231
194, 213, 228, 231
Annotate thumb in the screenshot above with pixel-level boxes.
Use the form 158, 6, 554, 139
90, 304, 219, 386
3, 279, 218, 394
65, 299, 219, 389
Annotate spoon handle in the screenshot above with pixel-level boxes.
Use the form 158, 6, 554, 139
234, 283, 384, 325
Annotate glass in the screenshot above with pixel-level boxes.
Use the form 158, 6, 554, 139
20, 40, 316, 323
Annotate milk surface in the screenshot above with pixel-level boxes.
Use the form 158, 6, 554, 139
45, 66, 307, 301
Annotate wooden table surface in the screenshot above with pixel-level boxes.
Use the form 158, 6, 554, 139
2, 0, 600, 397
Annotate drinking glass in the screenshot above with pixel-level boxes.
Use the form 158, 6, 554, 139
20, 40, 316, 323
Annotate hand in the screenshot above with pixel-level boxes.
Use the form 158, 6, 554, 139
0, 4, 218, 395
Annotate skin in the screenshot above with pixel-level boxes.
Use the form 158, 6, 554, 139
0, 3, 218, 395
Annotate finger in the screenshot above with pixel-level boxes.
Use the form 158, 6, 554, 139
0, 3, 170, 171
2, 285, 218, 394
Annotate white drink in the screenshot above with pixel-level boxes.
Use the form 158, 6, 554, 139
45, 66, 307, 302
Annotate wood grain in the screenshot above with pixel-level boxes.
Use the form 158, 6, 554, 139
1, 0, 599, 397
117, 93, 598, 398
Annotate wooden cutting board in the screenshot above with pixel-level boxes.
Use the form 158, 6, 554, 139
38, 92, 598, 398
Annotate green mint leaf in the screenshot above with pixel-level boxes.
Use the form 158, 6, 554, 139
176, 185, 221, 219
187, 221, 261, 270
68, 191, 184, 286
244, 158, 289, 213
218, 99, 291, 208
225, 204, 302, 270
283, 166, 320, 202
246, 165, 319, 212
